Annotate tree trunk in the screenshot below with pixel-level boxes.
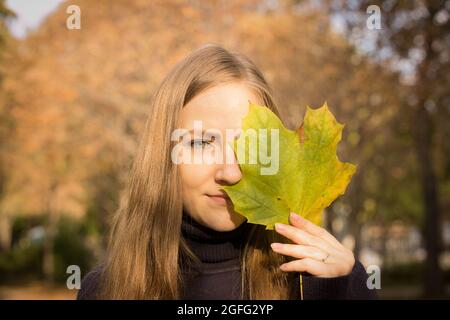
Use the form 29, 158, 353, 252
414, 4, 444, 297
324, 207, 334, 234
42, 211, 57, 283
414, 104, 444, 298
349, 216, 362, 260
0, 212, 11, 251
347, 161, 365, 260
42, 184, 59, 283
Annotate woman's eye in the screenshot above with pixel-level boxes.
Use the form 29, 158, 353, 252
190, 139, 211, 148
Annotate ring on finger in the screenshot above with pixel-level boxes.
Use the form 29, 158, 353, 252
322, 253, 330, 263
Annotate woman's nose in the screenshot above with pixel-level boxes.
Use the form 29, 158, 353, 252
214, 144, 242, 185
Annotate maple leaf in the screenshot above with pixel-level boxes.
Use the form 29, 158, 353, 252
223, 102, 356, 230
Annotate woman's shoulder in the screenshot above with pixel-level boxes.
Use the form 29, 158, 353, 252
77, 265, 103, 300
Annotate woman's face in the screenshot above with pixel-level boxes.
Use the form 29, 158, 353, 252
177, 82, 261, 231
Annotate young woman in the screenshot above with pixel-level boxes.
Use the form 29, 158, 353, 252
77, 44, 377, 300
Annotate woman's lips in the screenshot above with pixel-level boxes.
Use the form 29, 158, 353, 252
206, 194, 231, 205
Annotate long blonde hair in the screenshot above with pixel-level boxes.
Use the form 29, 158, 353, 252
99, 44, 296, 299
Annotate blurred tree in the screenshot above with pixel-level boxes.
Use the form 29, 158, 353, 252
0, 0, 15, 252
0, 0, 14, 48
333, 0, 449, 298
0, 0, 409, 283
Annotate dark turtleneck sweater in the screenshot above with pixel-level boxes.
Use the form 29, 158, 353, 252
179, 212, 251, 299
77, 212, 377, 300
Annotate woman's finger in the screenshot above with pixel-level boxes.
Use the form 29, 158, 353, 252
271, 242, 328, 261
279, 258, 329, 276
274, 222, 334, 254
288, 212, 342, 249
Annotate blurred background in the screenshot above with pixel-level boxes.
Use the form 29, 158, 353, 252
0, 0, 449, 299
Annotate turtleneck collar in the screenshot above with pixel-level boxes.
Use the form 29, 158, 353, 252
181, 210, 252, 263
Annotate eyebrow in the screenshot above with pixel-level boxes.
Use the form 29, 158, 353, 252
183, 129, 228, 141
186, 129, 223, 134
187, 129, 205, 134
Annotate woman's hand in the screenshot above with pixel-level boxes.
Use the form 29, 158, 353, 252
271, 212, 355, 278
